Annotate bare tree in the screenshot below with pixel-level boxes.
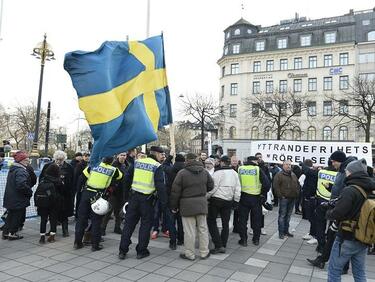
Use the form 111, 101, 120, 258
245, 90, 307, 140
327, 76, 375, 142
180, 94, 221, 152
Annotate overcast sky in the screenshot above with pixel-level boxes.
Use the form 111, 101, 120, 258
0, 0, 374, 134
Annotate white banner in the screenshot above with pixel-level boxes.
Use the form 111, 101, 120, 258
250, 140, 372, 166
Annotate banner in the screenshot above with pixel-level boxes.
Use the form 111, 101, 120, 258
250, 140, 372, 166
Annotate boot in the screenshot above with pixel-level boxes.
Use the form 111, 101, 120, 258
2, 231, 8, 240
83, 231, 92, 245
39, 235, 45, 244
62, 221, 69, 237
47, 234, 55, 243
306, 256, 325, 269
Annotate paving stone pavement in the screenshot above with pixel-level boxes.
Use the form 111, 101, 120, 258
1, 209, 375, 281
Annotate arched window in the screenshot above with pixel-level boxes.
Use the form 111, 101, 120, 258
251, 126, 259, 139
234, 28, 241, 35
339, 126, 348, 140
323, 126, 332, 140
293, 127, 301, 140
264, 126, 272, 139
368, 31, 375, 41
229, 126, 236, 139
307, 126, 316, 140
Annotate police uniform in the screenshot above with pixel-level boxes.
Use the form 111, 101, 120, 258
119, 154, 166, 259
74, 161, 122, 250
314, 169, 337, 250
238, 160, 270, 246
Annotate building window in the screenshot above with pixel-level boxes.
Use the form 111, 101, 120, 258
266, 60, 274, 71
226, 32, 230, 39
309, 56, 317, 68
256, 40, 265, 51
324, 77, 333, 90
325, 31, 336, 44
279, 102, 287, 116
323, 126, 332, 140
339, 100, 348, 115
230, 83, 238, 95
368, 31, 375, 41
339, 126, 348, 141
307, 101, 317, 116
279, 80, 288, 93
300, 35, 311, 46
264, 127, 272, 139
323, 101, 333, 116
221, 66, 225, 77
221, 85, 225, 99
224, 46, 228, 55
308, 78, 317, 91
227, 149, 237, 157
229, 126, 236, 138
280, 59, 288, 70
293, 127, 301, 140
247, 29, 252, 34
324, 54, 333, 67
359, 53, 375, 64
265, 102, 273, 112
231, 63, 239, 74
307, 126, 316, 140
234, 28, 241, 35
266, 81, 273, 94
229, 104, 237, 117
339, 76, 349, 90
294, 57, 302, 69
339, 53, 349, 65
359, 73, 375, 81
253, 61, 261, 72
277, 38, 288, 49
293, 79, 302, 93
252, 103, 260, 117
253, 81, 260, 94
294, 102, 302, 116
251, 126, 259, 139
232, 44, 240, 54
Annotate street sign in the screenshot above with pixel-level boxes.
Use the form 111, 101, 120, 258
27, 132, 35, 140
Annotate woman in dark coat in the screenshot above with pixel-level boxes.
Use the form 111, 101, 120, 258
40, 150, 74, 237
2, 151, 33, 240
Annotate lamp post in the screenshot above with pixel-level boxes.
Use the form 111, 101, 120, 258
30, 33, 55, 168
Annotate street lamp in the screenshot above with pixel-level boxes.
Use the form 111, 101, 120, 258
30, 33, 55, 168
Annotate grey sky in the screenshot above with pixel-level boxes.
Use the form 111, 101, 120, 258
0, 0, 373, 134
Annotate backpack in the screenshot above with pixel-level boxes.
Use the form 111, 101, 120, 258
341, 185, 375, 244
34, 181, 55, 208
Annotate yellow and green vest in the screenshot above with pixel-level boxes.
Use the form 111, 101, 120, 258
238, 165, 261, 195
131, 157, 160, 195
316, 169, 337, 201
83, 162, 122, 191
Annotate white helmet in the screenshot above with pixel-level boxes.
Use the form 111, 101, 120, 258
91, 197, 110, 215
122, 202, 129, 215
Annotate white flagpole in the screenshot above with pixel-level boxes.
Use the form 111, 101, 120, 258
0, 0, 4, 40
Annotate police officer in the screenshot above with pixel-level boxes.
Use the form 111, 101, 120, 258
74, 156, 123, 251
119, 146, 167, 260
238, 156, 270, 246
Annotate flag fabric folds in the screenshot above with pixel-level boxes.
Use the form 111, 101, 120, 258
64, 35, 172, 165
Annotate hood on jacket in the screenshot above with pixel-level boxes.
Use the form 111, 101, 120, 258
9, 162, 26, 171
185, 160, 204, 174
339, 156, 357, 173
345, 171, 375, 193
173, 161, 185, 173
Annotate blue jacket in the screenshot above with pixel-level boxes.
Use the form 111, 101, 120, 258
331, 156, 357, 199
3, 163, 33, 210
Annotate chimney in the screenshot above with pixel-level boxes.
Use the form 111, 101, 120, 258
349, 9, 354, 14
295, 12, 299, 21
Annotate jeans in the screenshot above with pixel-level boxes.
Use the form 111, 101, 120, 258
278, 198, 295, 235
207, 197, 232, 248
328, 237, 367, 282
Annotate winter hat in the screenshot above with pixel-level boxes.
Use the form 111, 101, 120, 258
13, 151, 29, 162
330, 151, 346, 163
45, 163, 60, 178
175, 154, 185, 162
346, 158, 367, 174
220, 155, 230, 163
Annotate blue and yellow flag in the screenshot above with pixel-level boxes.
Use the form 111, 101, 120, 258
64, 35, 172, 165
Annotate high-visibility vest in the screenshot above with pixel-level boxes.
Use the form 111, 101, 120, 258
316, 169, 337, 201
131, 157, 160, 195
238, 165, 261, 195
84, 162, 122, 191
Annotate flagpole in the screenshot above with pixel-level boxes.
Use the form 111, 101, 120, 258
0, 0, 4, 40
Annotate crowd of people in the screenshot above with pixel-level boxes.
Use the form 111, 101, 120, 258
1, 146, 375, 281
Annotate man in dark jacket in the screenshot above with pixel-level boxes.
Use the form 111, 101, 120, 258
326, 159, 375, 281
170, 153, 214, 261
2, 151, 33, 240
273, 160, 300, 239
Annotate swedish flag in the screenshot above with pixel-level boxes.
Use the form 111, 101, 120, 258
64, 35, 172, 165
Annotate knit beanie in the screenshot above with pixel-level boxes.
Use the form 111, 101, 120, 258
175, 154, 185, 162
13, 150, 29, 162
346, 158, 367, 174
330, 150, 346, 163
45, 163, 60, 178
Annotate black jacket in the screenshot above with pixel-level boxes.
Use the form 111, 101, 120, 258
36, 175, 63, 213
164, 161, 185, 195
3, 163, 33, 210
301, 163, 318, 198
326, 171, 375, 240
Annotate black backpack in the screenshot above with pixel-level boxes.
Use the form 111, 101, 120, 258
34, 181, 55, 208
